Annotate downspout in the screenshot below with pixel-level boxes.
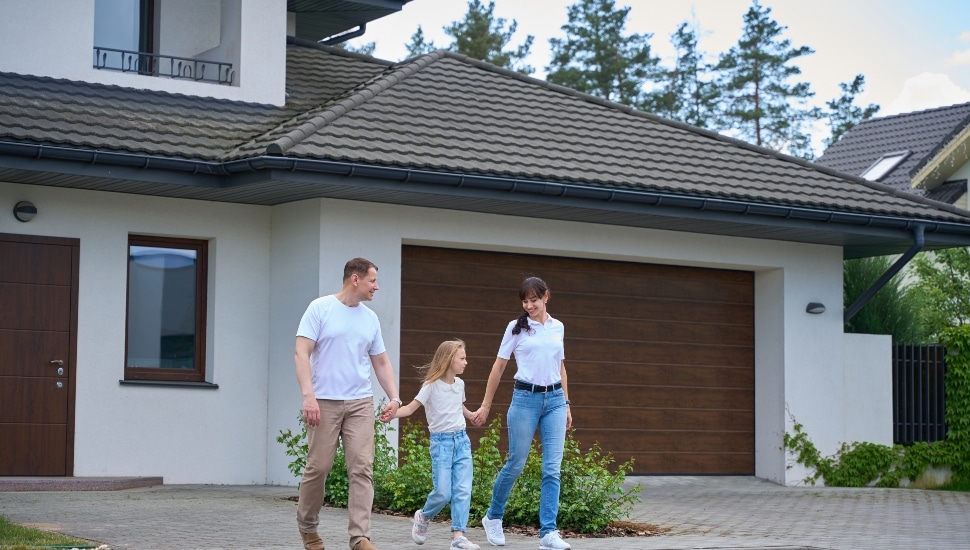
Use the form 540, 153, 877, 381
843, 223, 925, 324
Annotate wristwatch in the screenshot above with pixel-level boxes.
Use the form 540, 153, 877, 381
390, 397, 403, 407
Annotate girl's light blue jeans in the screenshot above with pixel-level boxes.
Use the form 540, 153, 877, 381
422, 429, 473, 533
486, 387, 567, 537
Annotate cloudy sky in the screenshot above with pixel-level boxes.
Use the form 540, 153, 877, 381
351, 0, 970, 118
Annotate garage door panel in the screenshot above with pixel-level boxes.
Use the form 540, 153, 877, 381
575, 340, 753, 367
0, 331, 70, 377
614, 452, 753, 475
402, 245, 754, 475
567, 362, 753, 389
575, 406, 753, 431
0, 284, 72, 332
564, 316, 753, 346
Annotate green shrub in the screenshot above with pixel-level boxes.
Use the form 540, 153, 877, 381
279, 413, 641, 533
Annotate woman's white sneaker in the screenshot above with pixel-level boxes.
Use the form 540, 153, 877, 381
538, 530, 571, 550
480, 515, 505, 546
411, 509, 429, 544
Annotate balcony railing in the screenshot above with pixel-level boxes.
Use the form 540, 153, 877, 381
93, 47, 235, 85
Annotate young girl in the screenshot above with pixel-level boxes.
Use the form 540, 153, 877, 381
394, 339, 481, 550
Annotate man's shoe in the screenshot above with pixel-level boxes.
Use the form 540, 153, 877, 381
353, 538, 378, 550
481, 515, 505, 546
538, 530, 571, 550
411, 509, 429, 544
300, 530, 325, 550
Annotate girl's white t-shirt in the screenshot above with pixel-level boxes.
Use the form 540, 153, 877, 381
415, 377, 466, 434
296, 295, 386, 400
497, 316, 565, 387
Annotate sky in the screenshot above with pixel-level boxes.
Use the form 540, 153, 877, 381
348, 0, 970, 120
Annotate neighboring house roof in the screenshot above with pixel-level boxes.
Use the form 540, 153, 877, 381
816, 101, 970, 198
2, 38, 970, 258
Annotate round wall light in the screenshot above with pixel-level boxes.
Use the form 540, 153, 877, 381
806, 302, 826, 314
13, 201, 37, 222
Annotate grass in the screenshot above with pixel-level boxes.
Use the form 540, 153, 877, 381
0, 515, 98, 549
933, 478, 970, 492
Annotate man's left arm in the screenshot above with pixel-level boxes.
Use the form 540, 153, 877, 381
371, 352, 401, 422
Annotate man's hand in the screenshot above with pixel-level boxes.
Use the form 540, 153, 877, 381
302, 395, 320, 427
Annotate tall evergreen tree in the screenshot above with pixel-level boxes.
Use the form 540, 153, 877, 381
404, 1, 534, 74
546, 0, 660, 106
715, 0, 818, 159
405, 25, 437, 58
823, 74, 880, 148
649, 22, 720, 128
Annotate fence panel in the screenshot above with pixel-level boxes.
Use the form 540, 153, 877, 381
893, 344, 947, 444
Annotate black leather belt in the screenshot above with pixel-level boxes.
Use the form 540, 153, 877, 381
514, 380, 562, 393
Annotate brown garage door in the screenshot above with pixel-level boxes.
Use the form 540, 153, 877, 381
0, 233, 79, 476
400, 245, 753, 475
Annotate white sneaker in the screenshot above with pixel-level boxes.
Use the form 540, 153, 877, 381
411, 509, 429, 544
451, 535, 481, 550
481, 515, 505, 546
538, 530, 571, 550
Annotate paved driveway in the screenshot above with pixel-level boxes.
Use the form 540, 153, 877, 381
1, 476, 969, 549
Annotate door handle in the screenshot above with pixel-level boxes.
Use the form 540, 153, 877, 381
50, 359, 64, 366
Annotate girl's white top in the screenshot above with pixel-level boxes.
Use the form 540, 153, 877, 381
415, 377, 467, 433
497, 315, 565, 387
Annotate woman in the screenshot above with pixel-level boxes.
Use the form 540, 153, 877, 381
470, 276, 572, 550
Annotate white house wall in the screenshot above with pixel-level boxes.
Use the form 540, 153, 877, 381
264, 196, 853, 487
0, 0, 286, 105
0, 181, 272, 484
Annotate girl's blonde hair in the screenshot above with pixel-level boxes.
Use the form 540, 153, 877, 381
419, 339, 466, 384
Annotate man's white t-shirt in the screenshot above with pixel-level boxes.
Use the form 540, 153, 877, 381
296, 295, 386, 400
415, 377, 467, 434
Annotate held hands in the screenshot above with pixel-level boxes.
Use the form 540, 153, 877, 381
379, 400, 400, 423
469, 405, 490, 427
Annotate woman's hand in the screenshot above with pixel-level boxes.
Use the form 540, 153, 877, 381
470, 405, 490, 426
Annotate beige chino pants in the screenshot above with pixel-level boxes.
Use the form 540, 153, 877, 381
297, 397, 375, 549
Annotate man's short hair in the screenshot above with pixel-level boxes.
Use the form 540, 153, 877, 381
343, 257, 377, 281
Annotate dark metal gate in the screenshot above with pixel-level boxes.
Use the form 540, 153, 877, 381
893, 344, 947, 444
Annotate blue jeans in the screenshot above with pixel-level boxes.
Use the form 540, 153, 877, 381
486, 388, 567, 537
422, 429, 473, 533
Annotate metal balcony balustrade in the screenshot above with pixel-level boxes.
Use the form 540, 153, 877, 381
93, 46, 235, 85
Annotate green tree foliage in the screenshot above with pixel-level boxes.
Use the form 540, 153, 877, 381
405, 25, 437, 57
911, 248, 970, 338
648, 22, 721, 128
715, 0, 818, 159
843, 255, 929, 343
824, 74, 880, 148
405, 1, 534, 74
546, 0, 660, 106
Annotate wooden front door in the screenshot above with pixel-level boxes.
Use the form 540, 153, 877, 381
0, 233, 79, 475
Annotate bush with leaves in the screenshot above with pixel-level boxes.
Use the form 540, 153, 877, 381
280, 413, 641, 533
276, 402, 397, 508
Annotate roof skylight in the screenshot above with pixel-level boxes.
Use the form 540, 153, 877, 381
861, 151, 908, 181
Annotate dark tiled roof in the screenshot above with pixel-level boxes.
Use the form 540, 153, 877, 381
816, 102, 970, 192
926, 180, 967, 205
1, 39, 969, 231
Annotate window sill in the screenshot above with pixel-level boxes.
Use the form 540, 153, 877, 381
119, 379, 219, 389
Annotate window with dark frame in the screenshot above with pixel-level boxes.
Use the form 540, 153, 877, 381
125, 235, 207, 382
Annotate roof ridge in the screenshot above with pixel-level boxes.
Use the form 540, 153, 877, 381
265, 49, 446, 156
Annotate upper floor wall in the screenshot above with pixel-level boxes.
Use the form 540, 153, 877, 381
0, 0, 287, 105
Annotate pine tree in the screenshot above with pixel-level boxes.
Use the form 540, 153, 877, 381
404, 1, 534, 74
546, 0, 660, 106
716, 0, 819, 159
405, 26, 437, 58
649, 22, 720, 128
824, 74, 880, 148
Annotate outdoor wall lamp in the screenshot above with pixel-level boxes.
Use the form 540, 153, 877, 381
806, 302, 826, 314
13, 201, 37, 222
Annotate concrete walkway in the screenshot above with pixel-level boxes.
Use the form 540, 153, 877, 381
1, 476, 969, 549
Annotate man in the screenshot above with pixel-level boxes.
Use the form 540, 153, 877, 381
295, 257, 402, 550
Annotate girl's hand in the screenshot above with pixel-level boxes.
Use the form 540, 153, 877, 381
470, 406, 489, 426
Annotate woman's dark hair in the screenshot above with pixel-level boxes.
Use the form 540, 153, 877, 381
512, 276, 548, 335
